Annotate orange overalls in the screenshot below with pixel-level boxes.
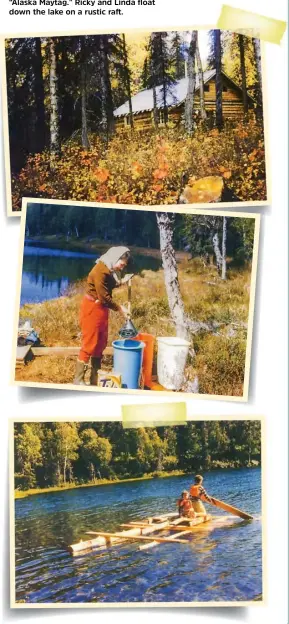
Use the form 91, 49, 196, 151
78, 261, 120, 364
78, 296, 109, 363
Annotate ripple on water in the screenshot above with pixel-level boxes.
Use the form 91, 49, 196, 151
15, 468, 262, 604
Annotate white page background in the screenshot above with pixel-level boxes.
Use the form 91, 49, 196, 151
0, 0, 287, 622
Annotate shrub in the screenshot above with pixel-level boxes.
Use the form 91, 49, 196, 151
12, 121, 266, 211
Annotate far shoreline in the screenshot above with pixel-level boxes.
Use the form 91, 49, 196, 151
24, 235, 189, 261
14, 464, 260, 499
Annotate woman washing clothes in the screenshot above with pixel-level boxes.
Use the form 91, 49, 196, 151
74, 246, 133, 385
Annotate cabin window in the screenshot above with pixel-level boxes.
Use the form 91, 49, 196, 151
204, 85, 210, 92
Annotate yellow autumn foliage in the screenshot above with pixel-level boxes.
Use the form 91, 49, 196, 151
12, 119, 266, 211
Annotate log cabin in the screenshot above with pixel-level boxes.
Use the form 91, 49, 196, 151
113, 69, 254, 131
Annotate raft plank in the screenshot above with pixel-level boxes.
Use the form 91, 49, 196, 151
138, 529, 192, 551
84, 531, 188, 544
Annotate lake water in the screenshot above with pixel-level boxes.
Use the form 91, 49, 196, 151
14, 468, 262, 604
20, 245, 96, 305
20, 244, 162, 305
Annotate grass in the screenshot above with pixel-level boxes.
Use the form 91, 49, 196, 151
16, 258, 251, 396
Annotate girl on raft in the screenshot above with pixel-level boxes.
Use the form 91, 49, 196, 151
74, 246, 133, 385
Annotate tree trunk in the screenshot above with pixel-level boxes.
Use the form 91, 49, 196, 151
122, 34, 134, 129
80, 39, 90, 149
195, 36, 207, 120
253, 38, 263, 115
99, 35, 114, 138
152, 84, 158, 128
33, 38, 46, 152
185, 31, 197, 135
214, 30, 223, 129
160, 35, 168, 124
221, 217, 227, 280
49, 38, 60, 161
238, 35, 248, 115
150, 34, 158, 128
212, 231, 222, 273
156, 212, 190, 340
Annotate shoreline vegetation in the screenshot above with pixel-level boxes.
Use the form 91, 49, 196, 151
15, 463, 260, 500
14, 421, 261, 498
24, 235, 188, 260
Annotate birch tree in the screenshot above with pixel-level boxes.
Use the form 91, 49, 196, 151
156, 212, 190, 340
212, 231, 223, 272
49, 37, 60, 161
195, 34, 207, 120
238, 35, 248, 115
54, 423, 80, 485
184, 31, 197, 134
33, 38, 46, 152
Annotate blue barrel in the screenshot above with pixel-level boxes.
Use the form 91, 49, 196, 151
112, 339, 145, 389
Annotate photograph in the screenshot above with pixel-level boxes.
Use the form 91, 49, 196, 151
14, 201, 260, 399
2, 28, 268, 214
10, 417, 263, 607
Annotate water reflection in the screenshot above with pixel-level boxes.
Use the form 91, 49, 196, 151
20, 245, 162, 305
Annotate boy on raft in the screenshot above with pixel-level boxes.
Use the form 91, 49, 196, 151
177, 490, 196, 518
189, 474, 212, 517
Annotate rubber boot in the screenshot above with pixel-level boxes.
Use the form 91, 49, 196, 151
90, 357, 101, 386
73, 360, 88, 385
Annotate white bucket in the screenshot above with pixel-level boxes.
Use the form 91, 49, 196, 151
157, 336, 190, 391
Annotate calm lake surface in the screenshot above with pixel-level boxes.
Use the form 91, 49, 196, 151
20, 245, 96, 305
14, 468, 262, 604
20, 244, 162, 305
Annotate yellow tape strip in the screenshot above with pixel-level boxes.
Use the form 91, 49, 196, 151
122, 402, 187, 428
217, 5, 286, 44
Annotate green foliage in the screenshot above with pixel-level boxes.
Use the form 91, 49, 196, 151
14, 423, 42, 489
80, 428, 112, 478
14, 421, 261, 492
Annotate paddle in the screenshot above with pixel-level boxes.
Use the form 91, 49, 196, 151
208, 496, 253, 520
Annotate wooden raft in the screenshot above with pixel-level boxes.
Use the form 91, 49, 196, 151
68, 512, 213, 555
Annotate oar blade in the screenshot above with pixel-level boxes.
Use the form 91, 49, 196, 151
210, 497, 253, 520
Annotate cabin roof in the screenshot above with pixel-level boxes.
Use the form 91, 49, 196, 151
114, 70, 253, 117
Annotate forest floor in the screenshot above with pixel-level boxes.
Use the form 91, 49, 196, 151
12, 121, 266, 210
16, 257, 251, 396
